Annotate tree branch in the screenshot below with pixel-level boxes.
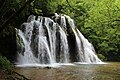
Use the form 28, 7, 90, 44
65, 0, 84, 15
66, 0, 75, 10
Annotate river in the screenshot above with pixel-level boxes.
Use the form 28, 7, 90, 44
15, 62, 120, 80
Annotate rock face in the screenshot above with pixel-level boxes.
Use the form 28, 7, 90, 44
16, 14, 102, 65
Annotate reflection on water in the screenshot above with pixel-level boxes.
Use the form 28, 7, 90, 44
15, 62, 120, 80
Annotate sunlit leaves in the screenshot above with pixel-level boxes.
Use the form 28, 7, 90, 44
73, 0, 120, 60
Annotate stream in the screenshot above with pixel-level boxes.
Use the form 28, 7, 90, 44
15, 62, 120, 80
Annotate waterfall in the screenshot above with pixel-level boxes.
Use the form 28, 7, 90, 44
59, 26, 70, 63
72, 28, 84, 62
16, 14, 102, 67
16, 23, 36, 64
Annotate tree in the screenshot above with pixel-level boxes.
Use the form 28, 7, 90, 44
77, 0, 120, 61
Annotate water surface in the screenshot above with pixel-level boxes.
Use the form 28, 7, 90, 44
15, 62, 120, 80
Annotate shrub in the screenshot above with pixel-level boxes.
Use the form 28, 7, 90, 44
0, 55, 14, 71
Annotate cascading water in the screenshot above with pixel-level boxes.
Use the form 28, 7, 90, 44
59, 26, 70, 63
16, 14, 102, 67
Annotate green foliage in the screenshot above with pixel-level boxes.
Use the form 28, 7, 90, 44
0, 55, 14, 71
31, 0, 78, 16
32, 0, 59, 15
97, 54, 107, 61
72, 0, 120, 61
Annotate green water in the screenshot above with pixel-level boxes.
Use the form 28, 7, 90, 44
15, 62, 120, 80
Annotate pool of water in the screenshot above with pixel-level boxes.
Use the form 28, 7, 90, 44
15, 62, 120, 80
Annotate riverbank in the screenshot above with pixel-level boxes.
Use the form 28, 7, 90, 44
15, 62, 120, 80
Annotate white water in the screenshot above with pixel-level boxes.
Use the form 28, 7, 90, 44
72, 28, 84, 62
76, 29, 101, 63
16, 14, 103, 67
16, 24, 36, 64
59, 26, 70, 63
